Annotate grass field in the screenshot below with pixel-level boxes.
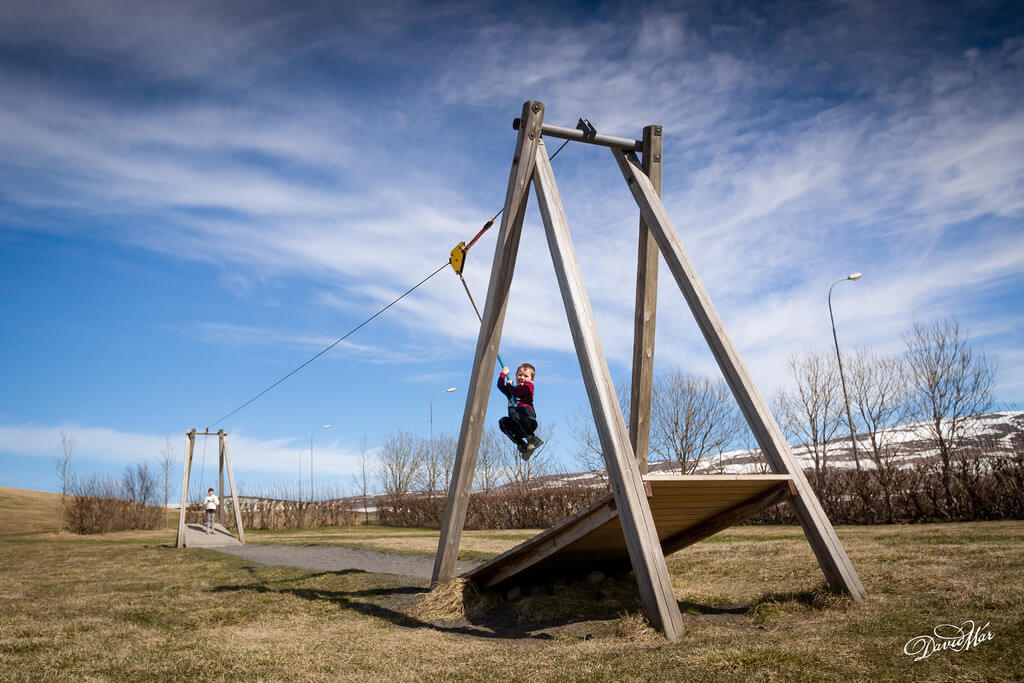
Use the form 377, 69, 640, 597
1, 489, 1021, 680
0, 486, 61, 535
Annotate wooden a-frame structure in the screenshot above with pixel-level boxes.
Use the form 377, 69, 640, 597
176, 429, 246, 548
433, 100, 865, 641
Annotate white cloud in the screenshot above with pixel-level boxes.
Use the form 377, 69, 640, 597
0, 422, 368, 481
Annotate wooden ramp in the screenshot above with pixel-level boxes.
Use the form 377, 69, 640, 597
181, 522, 242, 549
464, 475, 796, 590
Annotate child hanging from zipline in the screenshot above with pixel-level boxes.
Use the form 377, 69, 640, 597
497, 362, 543, 459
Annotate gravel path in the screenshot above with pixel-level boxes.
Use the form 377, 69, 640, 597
212, 543, 479, 579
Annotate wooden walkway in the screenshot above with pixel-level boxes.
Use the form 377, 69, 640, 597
181, 522, 242, 549
464, 475, 796, 590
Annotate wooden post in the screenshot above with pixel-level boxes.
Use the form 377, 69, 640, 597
533, 140, 685, 641
221, 431, 246, 544
612, 148, 866, 601
628, 125, 663, 473
432, 100, 546, 585
218, 437, 225, 526
175, 430, 195, 548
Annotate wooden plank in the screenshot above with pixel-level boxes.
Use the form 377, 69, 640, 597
474, 499, 620, 589
651, 501, 772, 513
175, 431, 195, 549
182, 521, 240, 548
645, 474, 792, 483
611, 148, 866, 602
653, 505, 762, 515
650, 491, 785, 504
464, 476, 796, 588
650, 485, 782, 498
629, 124, 663, 474
432, 100, 546, 586
649, 482, 792, 493
660, 482, 794, 555
470, 484, 625, 575
532, 140, 685, 641
221, 431, 245, 545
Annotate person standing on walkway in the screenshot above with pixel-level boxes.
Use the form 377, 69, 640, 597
203, 488, 219, 535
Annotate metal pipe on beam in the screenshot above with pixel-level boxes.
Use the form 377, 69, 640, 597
513, 118, 643, 152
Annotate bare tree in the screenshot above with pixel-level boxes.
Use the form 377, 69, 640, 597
159, 436, 175, 529
122, 462, 157, 505
567, 380, 629, 479
376, 430, 422, 498
357, 436, 370, 524
474, 428, 504, 493
419, 432, 457, 497
436, 433, 457, 494
739, 428, 771, 474
904, 318, 997, 516
776, 350, 844, 486
847, 348, 909, 522
419, 433, 443, 496
500, 421, 556, 489
56, 432, 76, 534
650, 371, 741, 474
417, 432, 446, 497
568, 405, 607, 480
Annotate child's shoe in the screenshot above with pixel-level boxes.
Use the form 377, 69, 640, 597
526, 436, 543, 454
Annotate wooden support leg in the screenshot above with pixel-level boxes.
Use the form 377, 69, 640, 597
533, 141, 685, 641
176, 430, 195, 548
628, 125, 663, 473
218, 438, 225, 526
221, 432, 245, 544
432, 100, 547, 586
612, 148, 866, 601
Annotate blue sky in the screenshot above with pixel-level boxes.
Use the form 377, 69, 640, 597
1, 0, 1022, 497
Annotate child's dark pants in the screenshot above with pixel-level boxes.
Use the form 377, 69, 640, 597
499, 405, 537, 446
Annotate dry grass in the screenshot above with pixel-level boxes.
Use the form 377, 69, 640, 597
612, 611, 659, 642
1, 496, 1021, 680
0, 486, 60, 535
409, 578, 499, 622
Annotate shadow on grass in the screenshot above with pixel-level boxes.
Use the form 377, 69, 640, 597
676, 601, 749, 617
210, 571, 553, 640
211, 568, 849, 640
745, 583, 850, 622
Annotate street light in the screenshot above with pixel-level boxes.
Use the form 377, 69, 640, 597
430, 388, 457, 482
310, 424, 331, 501
829, 273, 862, 470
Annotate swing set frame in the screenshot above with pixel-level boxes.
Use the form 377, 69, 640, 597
432, 100, 866, 641
175, 429, 246, 548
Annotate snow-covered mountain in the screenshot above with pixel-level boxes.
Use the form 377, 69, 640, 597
543, 410, 1024, 487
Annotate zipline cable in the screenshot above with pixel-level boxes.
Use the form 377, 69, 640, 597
458, 271, 514, 408
211, 262, 449, 426
451, 138, 569, 404
462, 139, 571, 253
208, 137, 572, 426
